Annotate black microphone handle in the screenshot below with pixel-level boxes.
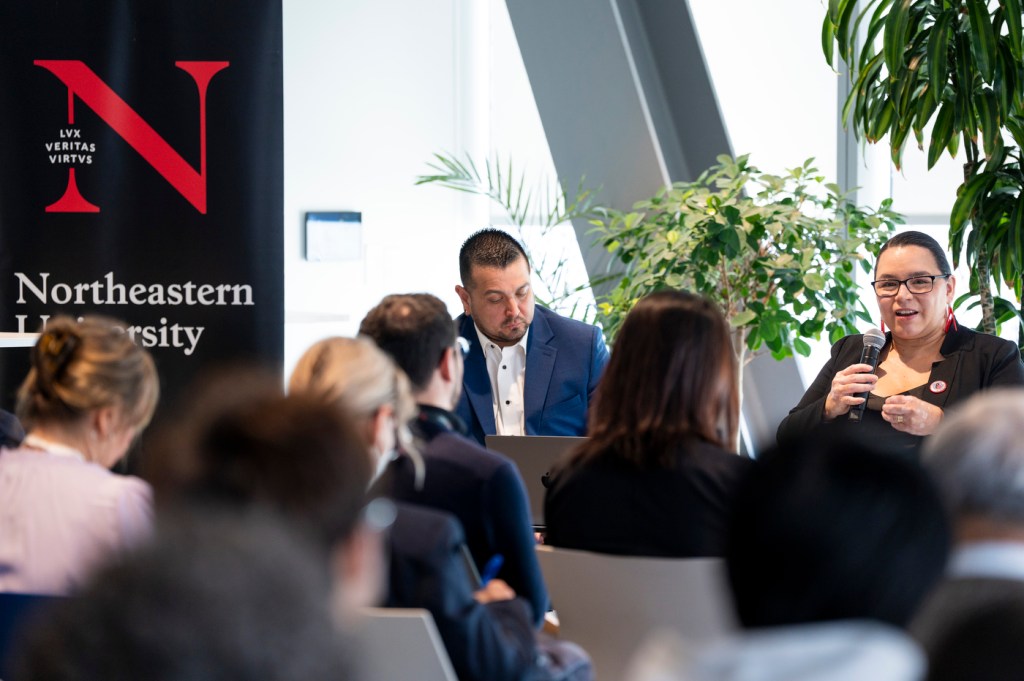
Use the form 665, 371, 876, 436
848, 344, 882, 423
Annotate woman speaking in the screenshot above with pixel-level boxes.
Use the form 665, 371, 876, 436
778, 231, 1024, 452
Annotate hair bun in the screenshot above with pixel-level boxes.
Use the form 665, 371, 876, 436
35, 327, 80, 394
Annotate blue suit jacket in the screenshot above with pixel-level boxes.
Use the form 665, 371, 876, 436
455, 305, 609, 445
377, 405, 549, 626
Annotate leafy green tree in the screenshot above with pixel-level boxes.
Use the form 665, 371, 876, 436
823, 0, 1024, 340
593, 156, 903, 381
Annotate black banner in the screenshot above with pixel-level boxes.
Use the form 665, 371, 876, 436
0, 2, 284, 413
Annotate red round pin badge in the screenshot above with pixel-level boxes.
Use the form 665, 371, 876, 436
929, 380, 947, 394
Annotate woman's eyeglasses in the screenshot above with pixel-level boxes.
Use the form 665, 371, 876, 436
870, 274, 950, 297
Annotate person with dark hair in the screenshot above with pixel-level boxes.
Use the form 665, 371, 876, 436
360, 293, 548, 625
149, 375, 574, 681
727, 430, 950, 629
12, 515, 357, 681
778, 230, 1024, 453
544, 290, 750, 557
0, 316, 159, 594
454, 228, 609, 444
145, 379, 387, 611
911, 389, 1024, 654
626, 428, 948, 681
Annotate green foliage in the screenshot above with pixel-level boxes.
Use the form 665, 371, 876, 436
825, 0, 1024, 172
823, 0, 1024, 341
592, 155, 904, 365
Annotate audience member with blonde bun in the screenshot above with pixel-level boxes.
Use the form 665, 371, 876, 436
0, 315, 158, 594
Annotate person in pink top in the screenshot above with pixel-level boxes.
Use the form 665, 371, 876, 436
0, 315, 159, 594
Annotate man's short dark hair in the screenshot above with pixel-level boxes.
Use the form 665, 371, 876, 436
145, 372, 373, 552
359, 294, 454, 392
727, 428, 951, 629
14, 514, 356, 681
458, 228, 530, 287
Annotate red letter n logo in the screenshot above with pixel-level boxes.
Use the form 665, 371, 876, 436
34, 60, 229, 214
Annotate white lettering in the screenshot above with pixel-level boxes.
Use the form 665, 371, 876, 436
15, 272, 49, 304
51, 283, 72, 305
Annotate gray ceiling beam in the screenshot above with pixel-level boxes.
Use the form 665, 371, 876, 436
505, 0, 807, 451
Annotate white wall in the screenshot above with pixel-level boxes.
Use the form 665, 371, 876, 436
282, 0, 489, 377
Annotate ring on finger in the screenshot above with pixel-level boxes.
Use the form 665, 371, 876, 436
896, 415, 904, 424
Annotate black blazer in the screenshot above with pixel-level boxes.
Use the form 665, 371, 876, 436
777, 323, 1024, 449
385, 503, 540, 681
544, 440, 751, 557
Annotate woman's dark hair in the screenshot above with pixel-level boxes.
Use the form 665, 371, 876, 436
565, 290, 738, 470
145, 372, 373, 552
876, 230, 952, 276
727, 427, 951, 629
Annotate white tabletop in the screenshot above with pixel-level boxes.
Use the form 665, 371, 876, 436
0, 333, 39, 348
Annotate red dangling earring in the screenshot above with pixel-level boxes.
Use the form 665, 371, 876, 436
880, 319, 887, 334
944, 303, 957, 333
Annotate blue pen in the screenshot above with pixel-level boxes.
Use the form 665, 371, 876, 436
480, 554, 504, 585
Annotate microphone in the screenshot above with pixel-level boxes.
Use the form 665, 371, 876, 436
848, 328, 886, 423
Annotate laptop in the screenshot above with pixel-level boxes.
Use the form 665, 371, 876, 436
485, 435, 586, 528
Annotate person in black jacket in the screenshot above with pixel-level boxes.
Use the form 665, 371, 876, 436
778, 230, 1024, 453
287, 341, 585, 680
360, 292, 548, 625
545, 290, 751, 557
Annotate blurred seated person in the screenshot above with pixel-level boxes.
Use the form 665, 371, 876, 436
0, 316, 158, 594
912, 389, 1024, 653
778, 231, 1024, 454
13, 515, 356, 681
287, 343, 589, 681
545, 290, 751, 557
627, 429, 950, 681
359, 293, 548, 625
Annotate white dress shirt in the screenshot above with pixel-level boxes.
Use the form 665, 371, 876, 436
474, 323, 529, 436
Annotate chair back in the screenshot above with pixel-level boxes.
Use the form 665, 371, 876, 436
536, 545, 736, 680
355, 607, 457, 681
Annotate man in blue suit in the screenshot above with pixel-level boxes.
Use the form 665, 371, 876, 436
454, 229, 609, 445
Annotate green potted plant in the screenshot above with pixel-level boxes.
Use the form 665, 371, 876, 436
592, 155, 904, 388
823, 0, 1024, 341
